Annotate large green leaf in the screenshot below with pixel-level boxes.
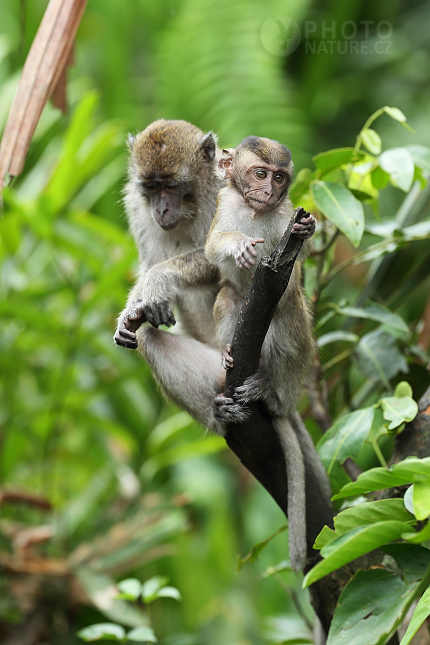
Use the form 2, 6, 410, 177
317, 407, 375, 474
354, 329, 408, 388
405, 145, 430, 173
400, 585, 430, 645
333, 458, 430, 500
380, 395, 418, 430
313, 148, 364, 172
379, 148, 415, 192
327, 570, 418, 645
413, 481, 430, 521
311, 181, 364, 247
77, 623, 125, 642
314, 500, 415, 550
336, 303, 408, 332
317, 331, 359, 347
127, 626, 157, 643
303, 521, 413, 587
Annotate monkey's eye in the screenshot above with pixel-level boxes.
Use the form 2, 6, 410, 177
255, 170, 267, 179
143, 183, 158, 192
273, 174, 284, 183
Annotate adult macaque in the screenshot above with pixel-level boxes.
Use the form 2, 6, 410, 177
114, 119, 226, 427
205, 136, 329, 571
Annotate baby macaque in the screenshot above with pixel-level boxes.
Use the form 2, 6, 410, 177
205, 136, 319, 571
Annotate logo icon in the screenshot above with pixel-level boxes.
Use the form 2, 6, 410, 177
261, 17, 301, 56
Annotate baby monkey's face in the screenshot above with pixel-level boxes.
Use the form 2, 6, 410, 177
242, 163, 289, 212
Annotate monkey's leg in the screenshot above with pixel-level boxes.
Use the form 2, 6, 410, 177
136, 325, 226, 434
273, 417, 307, 572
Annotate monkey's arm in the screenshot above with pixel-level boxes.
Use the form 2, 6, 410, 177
206, 230, 265, 271
114, 249, 220, 348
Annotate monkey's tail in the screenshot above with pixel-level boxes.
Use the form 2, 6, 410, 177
273, 417, 307, 572
290, 411, 332, 500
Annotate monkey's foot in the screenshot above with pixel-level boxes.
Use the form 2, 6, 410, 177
213, 394, 251, 424
114, 299, 146, 349
221, 344, 234, 371
292, 213, 316, 239
234, 371, 271, 404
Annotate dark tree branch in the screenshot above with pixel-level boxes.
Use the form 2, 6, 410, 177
222, 206, 334, 567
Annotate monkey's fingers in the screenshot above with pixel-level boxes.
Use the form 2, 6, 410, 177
221, 345, 234, 370
251, 237, 265, 246
235, 371, 267, 404
114, 327, 138, 349
292, 216, 316, 239
213, 394, 251, 424
159, 301, 176, 327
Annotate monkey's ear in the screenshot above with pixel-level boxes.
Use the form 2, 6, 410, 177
200, 132, 216, 162
218, 148, 234, 179
127, 133, 136, 150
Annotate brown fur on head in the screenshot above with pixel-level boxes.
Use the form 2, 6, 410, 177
128, 119, 217, 230
218, 136, 293, 212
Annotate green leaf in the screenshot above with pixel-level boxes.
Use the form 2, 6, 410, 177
395, 382, 413, 398
127, 626, 157, 643
77, 623, 125, 642
314, 525, 337, 550
333, 500, 415, 536
317, 407, 375, 474
155, 586, 182, 601
116, 578, 142, 601
360, 128, 382, 155
400, 585, 430, 645
382, 544, 430, 583
327, 569, 417, 645
260, 560, 291, 578
313, 148, 364, 173
317, 331, 359, 347
384, 106, 407, 123
413, 481, 430, 521
337, 303, 408, 332
403, 521, 430, 544
380, 395, 418, 430
333, 458, 430, 500
371, 165, 390, 189
354, 329, 408, 388
314, 500, 415, 551
405, 145, 430, 173
289, 168, 314, 204
303, 522, 412, 587
141, 576, 169, 603
236, 525, 287, 572
379, 148, 415, 193
311, 181, 364, 247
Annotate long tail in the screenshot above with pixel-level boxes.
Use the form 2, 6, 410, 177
273, 417, 307, 572
290, 411, 332, 500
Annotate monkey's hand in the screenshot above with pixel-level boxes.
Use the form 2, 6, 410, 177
139, 296, 176, 329
292, 214, 316, 239
114, 299, 147, 349
234, 237, 265, 270
221, 344, 234, 371
213, 394, 251, 424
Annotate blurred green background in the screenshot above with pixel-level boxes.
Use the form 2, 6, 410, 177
1, 0, 430, 643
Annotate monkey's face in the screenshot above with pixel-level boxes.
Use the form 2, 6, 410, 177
242, 164, 289, 212
141, 179, 194, 230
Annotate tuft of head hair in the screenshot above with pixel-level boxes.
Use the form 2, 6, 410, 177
130, 119, 217, 182
237, 136, 292, 168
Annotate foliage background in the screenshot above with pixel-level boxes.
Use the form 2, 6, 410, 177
1, 0, 430, 643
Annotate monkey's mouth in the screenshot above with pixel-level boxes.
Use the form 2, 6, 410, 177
245, 195, 276, 211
